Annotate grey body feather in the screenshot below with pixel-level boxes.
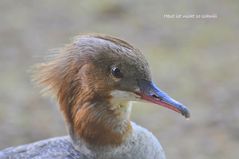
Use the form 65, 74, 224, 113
0, 136, 86, 159
0, 123, 165, 159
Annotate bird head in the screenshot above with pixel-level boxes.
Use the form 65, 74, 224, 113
34, 34, 190, 146
69, 34, 190, 118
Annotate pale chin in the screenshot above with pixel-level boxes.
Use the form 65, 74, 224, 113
110, 90, 141, 102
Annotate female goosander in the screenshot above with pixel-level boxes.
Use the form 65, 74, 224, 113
0, 34, 190, 159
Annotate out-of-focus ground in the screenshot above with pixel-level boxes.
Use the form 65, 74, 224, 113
0, 0, 238, 159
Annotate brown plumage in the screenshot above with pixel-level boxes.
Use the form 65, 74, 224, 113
33, 34, 150, 146
1, 34, 190, 159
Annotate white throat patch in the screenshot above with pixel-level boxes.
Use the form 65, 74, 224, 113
110, 90, 140, 102
110, 90, 140, 119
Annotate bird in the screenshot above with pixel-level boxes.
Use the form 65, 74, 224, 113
0, 34, 190, 159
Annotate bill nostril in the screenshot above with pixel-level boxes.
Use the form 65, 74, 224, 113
151, 94, 162, 101
152, 94, 158, 98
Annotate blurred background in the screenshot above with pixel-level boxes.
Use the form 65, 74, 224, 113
0, 0, 238, 159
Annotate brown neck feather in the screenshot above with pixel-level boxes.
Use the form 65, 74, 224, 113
55, 64, 132, 146
35, 54, 132, 147
72, 101, 132, 146
59, 89, 132, 146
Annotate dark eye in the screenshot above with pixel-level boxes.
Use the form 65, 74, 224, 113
111, 66, 123, 78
